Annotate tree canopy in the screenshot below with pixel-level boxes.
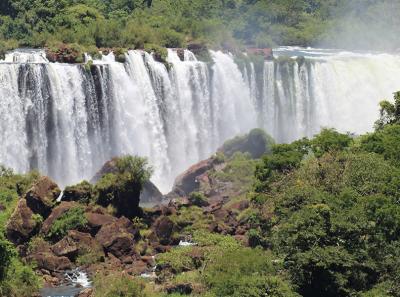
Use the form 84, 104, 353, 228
0, 0, 399, 52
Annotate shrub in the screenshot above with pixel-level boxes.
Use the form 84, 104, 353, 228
159, 28, 185, 48
188, 192, 208, 207
0, 259, 41, 297
95, 155, 152, 218
156, 246, 197, 274
0, 234, 15, 280
359, 124, 400, 166
202, 247, 298, 297
311, 128, 353, 157
47, 206, 88, 240
93, 273, 147, 297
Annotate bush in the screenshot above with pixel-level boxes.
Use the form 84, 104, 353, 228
359, 124, 400, 166
0, 234, 15, 280
0, 259, 41, 297
311, 128, 353, 157
95, 155, 152, 218
47, 206, 88, 240
159, 28, 185, 48
221, 128, 275, 159
93, 273, 147, 297
188, 192, 208, 207
202, 247, 298, 297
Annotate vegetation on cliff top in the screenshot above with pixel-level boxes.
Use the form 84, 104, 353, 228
0, 0, 399, 59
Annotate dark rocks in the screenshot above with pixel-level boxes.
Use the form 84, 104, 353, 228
165, 283, 193, 295
91, 158, 164, 204
46, 44, 84, 64
6, 198, 41, 245
141, 181, 163, 204
153, 216, 175, 245
41, 202, 77, 235
187, 43, 212, 63
171, 158, 215, 197
25, 176, 61, 218
246, 48, 273, 60
219, 128, 274, 159
29, 252, 72, 271
90, 158, 119, 183
176, 49, 185, 61
62, 181, 93, 204
78, 288, 94, 297
52, 230, 104, 261
85, 212, 116, 234
95, 217, 138, 258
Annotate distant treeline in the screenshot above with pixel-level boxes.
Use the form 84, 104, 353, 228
0, 0, 399, 52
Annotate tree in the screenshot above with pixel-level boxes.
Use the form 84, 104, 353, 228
375, 91, 400, 129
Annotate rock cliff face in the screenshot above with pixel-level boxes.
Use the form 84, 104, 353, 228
25, 176, 61, 218
167, 128, 273, 200
6, 198, 40, 245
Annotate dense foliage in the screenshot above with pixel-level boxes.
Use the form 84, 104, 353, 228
47, 206, 88, 240
0, 169, 41, 297
247, 93, 400, 297
0, 0, 399, 55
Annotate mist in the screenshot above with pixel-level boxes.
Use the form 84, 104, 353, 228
317, 0, 400, 51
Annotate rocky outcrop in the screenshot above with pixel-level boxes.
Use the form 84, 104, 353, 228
78, 288, 94, 297
152, 216, 176, 245
187, 43, 212, 62
52, 230, 104, 261
219, 128, 274, 159
85, 212, 116, 234
41, 202, 77, 235
62, 181, 93, 204
165, 283, 193, 295
95, 217, 138, 258
246, 48, 273, 60
169, 158, 215, 197
6, 199, 41, 245
91, 158, 163, 204
25, 176, 61, 218
141, 181, 163, 204
46, 43, 84, 64
29, 252, 72, 271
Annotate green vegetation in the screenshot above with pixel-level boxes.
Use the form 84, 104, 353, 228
244, 93, 400, 297
47, 206, 88, 240
156, 231, 297, 297
221, 128, 275, 159
93, 273, 148, 297
0, 169, 41, 296
0, 0, 399, 59
95, 155, 152, 218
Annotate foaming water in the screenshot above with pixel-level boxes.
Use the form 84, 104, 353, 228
0, 47, 399, 191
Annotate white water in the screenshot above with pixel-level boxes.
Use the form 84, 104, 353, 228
0, 47, 399, 192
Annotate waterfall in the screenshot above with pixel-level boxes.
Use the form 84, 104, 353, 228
259, 48, 400, 142
0, 47, 399, 192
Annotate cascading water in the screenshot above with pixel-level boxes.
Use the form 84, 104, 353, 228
0, 47, 399, 192
260, 47, 400, 142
